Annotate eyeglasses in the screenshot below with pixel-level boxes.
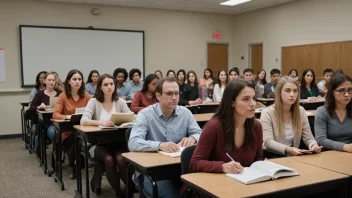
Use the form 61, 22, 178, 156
162, 91, 181, 97
334, 89, 352, 95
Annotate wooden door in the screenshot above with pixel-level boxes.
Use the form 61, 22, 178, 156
250, 44, 263, 75
282, 45, 316, 80
340, 41, 352, 77
207, 43, 228, 76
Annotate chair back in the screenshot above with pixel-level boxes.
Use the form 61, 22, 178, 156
180, 144, 197, 175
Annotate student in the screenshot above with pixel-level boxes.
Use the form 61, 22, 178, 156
288, 69, 299, 81
255, 69, 267, 98
315, 74, 352, 152
29, 72, 62, 150
177, 69, 186, 97
52, 72, 64, 92
166, 70, 176, 78
228, 67, 240, 81
300, 69, 322, 99
126, 68, 143, 100
29, 71, 47, 101
199, 68, 214, 101
260, 76, 321, 156
213, 70, 228, 102
113, 68, 129, 100
53, 69, 91, 179
86, 70, 100, 95
179, 70, 202, 105
317, 68, 334, 94
190, 79, 263, 174
264, 68, 281, 98
81, 74, 131, 197
130, 74, 159, 114
128, 77, 202, 198
155, 70, 163, 79
243, 68, 254, 82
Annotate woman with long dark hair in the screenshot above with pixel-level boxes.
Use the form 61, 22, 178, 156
53, 69, 91, 179
86, 70, 100, 95
300, 69, 322, 99
190, 79, 263, 173
315, 74, 352, 152
130, 74, 159, 114
29, 71, 47, 101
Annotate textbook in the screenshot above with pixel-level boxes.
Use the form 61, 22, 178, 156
98, 122, 135, 129
226, 160, 299, 185
157, 147, 185, 157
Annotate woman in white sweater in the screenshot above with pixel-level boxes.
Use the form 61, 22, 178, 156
81, 74, 131, 198
213, 70, 228, 102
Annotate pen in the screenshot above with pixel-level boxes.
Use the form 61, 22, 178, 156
226, 153, 236, 162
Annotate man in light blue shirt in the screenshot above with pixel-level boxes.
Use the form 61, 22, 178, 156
128, 77, 201, 198
126, 68, 143, 100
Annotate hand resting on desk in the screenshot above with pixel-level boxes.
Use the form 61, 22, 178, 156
222, 161, 243, 174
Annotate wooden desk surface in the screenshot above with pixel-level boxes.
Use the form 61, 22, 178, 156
73, 125, 130, 133
291, 150, 352, 175
193, 113, 213, 122
181, 157, 348, 198
122, 152, 180, 168
305, 110, 316, 117
51, 119, 70, 123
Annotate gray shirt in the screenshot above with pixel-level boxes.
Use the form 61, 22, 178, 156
315, 106, 352, 151
128, 103, 202, 152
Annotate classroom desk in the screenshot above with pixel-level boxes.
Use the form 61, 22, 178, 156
181, 157, 349, 198
300, 98, 325, 110
20, 102, 30, 141
291, 150, 352, 176
73, 125, 129, 198
257, 98, 275, 106
37, 110, 53, 175
122, 152, 181, 198
186, 102, 220, 114
52, 119, 75, 191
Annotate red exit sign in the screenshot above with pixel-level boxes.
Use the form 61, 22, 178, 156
213, 32, 222, 39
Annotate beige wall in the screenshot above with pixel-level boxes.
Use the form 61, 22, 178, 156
0, 0, 233, 135
232, 0, 352, 77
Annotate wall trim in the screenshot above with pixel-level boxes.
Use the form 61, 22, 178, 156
0, 134, 22, 139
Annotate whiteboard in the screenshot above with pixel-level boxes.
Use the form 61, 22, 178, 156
20, 25, 144, 87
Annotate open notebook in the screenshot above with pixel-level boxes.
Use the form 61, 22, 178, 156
98, 122, 135, 129
226, 160, 299, 185
157, 147, 185, 158
98, 113, 135, 129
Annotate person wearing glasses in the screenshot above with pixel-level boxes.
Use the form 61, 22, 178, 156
128, 77, 202, 198
315, 74, 352, 152
130, 74, 159, 114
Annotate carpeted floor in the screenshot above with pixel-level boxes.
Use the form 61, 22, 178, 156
0, 138, 134, 198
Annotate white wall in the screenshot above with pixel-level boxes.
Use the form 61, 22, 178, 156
232, 0, 352, 76
0, 0, 233, 135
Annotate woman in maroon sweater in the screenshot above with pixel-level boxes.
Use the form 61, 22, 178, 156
130, 74, 159, 114
190, 79, 263, 173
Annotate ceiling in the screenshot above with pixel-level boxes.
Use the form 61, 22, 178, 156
45, 0, 298, 15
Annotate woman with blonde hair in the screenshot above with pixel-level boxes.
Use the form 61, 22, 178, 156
260, 76, 321, 156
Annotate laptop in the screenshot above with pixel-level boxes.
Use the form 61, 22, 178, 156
109, 113, 135, 126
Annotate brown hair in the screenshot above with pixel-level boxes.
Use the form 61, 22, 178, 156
64, 69, 86, 99
94, 74, 118, 103
212, 79, 256, 152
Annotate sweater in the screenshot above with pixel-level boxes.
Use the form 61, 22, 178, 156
190, 118, 263, 173
80, 98, 132, 125
179, 83, 200, 105
53, 92, 91, 140
130, 91, 158, 114
300, 84, 322, 99
314, 106, 352, 151
260, 106, 317, 155
29, 90, 62, 111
